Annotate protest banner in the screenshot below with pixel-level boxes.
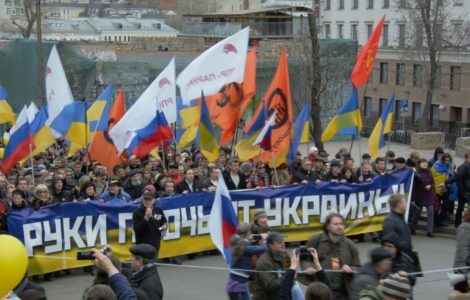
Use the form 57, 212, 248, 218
7, 169, 414, 275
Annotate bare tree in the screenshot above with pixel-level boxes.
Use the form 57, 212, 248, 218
12, 0, 36, 38
403, 0, 470, 131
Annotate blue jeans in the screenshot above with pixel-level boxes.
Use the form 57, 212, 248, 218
228, 292, 251, 300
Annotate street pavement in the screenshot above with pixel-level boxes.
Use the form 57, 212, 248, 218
41, 230, 457, 300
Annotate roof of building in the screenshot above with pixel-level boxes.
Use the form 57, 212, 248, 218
184, 5, 311, 17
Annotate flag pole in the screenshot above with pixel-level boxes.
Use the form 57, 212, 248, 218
30, 142, 35, 186
271, 152, 280, 186
351, 82, 369, 158
160, 140, 167, 172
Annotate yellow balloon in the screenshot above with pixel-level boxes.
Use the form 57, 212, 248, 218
0, 147, 4, 159
0, 235, 28, 298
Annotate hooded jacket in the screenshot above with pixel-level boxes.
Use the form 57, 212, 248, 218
130, 264, 163, 300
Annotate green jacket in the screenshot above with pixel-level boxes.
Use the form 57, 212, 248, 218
359, 285, 384, 300
252, 249, 286, 300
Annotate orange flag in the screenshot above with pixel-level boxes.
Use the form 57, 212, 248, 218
206, 47, 256, 145
351, 16, 385, 88
245, 48, 292, 165
89, 86, 126, 174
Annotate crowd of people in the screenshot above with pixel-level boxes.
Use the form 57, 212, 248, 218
1, 140, 470, 300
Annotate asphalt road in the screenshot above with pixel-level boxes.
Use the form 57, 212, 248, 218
39, 230, 457, 300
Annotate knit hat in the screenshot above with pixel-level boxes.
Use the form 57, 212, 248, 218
309, 146, 318, 154
380, 273, 411, 299
370, 247, 392, 264
253, 209, 268, 221
330, 159, 341, 168
381, 232, 400, 249
143, 184, 156, 194
266, 232, 284, 245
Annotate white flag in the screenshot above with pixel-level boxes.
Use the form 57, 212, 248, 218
45, 45, 74, 128
176, 27, 249, 105
110, 57, 176, 155
26, 102, 39, 124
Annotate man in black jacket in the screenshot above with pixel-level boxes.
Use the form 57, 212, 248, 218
130, 244, 163, 300
293, 158, 320, 183
223, 159, 247, 190
382, 194, 413, 258
132, 192, 167, 257
175, 168, 198, 194
123, 169, 146, 200
446, 152, 470, 227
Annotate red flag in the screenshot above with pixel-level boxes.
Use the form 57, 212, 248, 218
243, 48, 292, 165
89, 86, 126, 174
206, 47, 256, 145
351, 16, 385, 88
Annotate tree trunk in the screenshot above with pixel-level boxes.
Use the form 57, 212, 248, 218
308, 12, 325, 152
418, 0, 437, 132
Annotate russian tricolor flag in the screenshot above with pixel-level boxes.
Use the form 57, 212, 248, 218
1, 106, 34, 174
126, 110, 174, 158
209, 170, 239, 265
253, 111, 276, 151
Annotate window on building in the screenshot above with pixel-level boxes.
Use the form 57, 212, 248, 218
339, 0, 345, 9
430, 104, 440, 126
379, 98, 388, 115
367, 0, 374, 8
380, 62, 389, 84
114, 36, 117, 41
415, 24, 423, 48
435, 65, 441, 88
383, 24, 389, 46
338, 24, 344, 39
325, 24, 331, 38
326, 0, 331, 9
351, 24, 358, 41
364, 97, 373, 117
383, 0, 389, 8
395, 100, 402, 121
367, 24, 373, 38
450, 66, 461, 91
396, 63, 405, 86
5, 0, 11, 6
450, 106, 463, 123
413, 64, 422, 87
352, 0, 359, 8
412, 102, 422, 124
399, 0, 407, 8
398, 24, 406, 47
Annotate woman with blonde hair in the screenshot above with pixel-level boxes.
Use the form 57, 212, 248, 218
32, 184, 52, 209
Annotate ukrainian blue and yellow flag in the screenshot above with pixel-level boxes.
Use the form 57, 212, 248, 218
0, 86, 16, 125
28, 106, 55, 156
321, 89, 362, 142
369, 94, 395, 159
199, 92, 219, 162
65, 101, 87, 155
176, 96, 200, 149
87, 84, 112, 141
287, 102, 311, 165
235, 101, 267, 162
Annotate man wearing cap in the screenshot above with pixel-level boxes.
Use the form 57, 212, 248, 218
251, 209, 271, 234
93, 170, 108, 196
175, 168, 199, 194
322, 159, 344, 182
133, 192, 167, 257
123, 169, 146, 200
359, 273, 411, 300
293, 158, 320, 184
100, 177, 132, 203
313, 156, 326, 175
351, 247, 393, 300
252, 232, 287, 300
391, 157, 409, 173
385, 151, 396, 171
129, 244, 164, 300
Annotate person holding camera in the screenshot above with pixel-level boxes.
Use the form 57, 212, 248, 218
132, 192, 167, 259
226, 223, 268, 300
300, 213, 360, 300
281, 248, 332, 300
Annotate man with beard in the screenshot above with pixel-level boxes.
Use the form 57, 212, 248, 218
123, 169, 146, 200
129, 244, 164, 300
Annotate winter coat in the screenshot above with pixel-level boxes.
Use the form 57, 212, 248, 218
453, 222, 470, 269
359, 286, 384, 300
280, 269, 331, 300
222, 170, 247, 190
229, 241, 267, 283
175, 179, 199, 194
252, 249, 286, 300
51, 189, 72, 203
300, 232, 361, 296
413, 169, 435, 207
293, 169, 319, 183
108, 272, 138, 300
132, 204, 166, 251
321, 171, 344, 182
382, 232, 417, 285
123, 182, 145, 200
100, 190, 132, 203
448, 162, 470, 196
382, 211, 413, 257
351, 262, 381, 300
130, 264, 163, 300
